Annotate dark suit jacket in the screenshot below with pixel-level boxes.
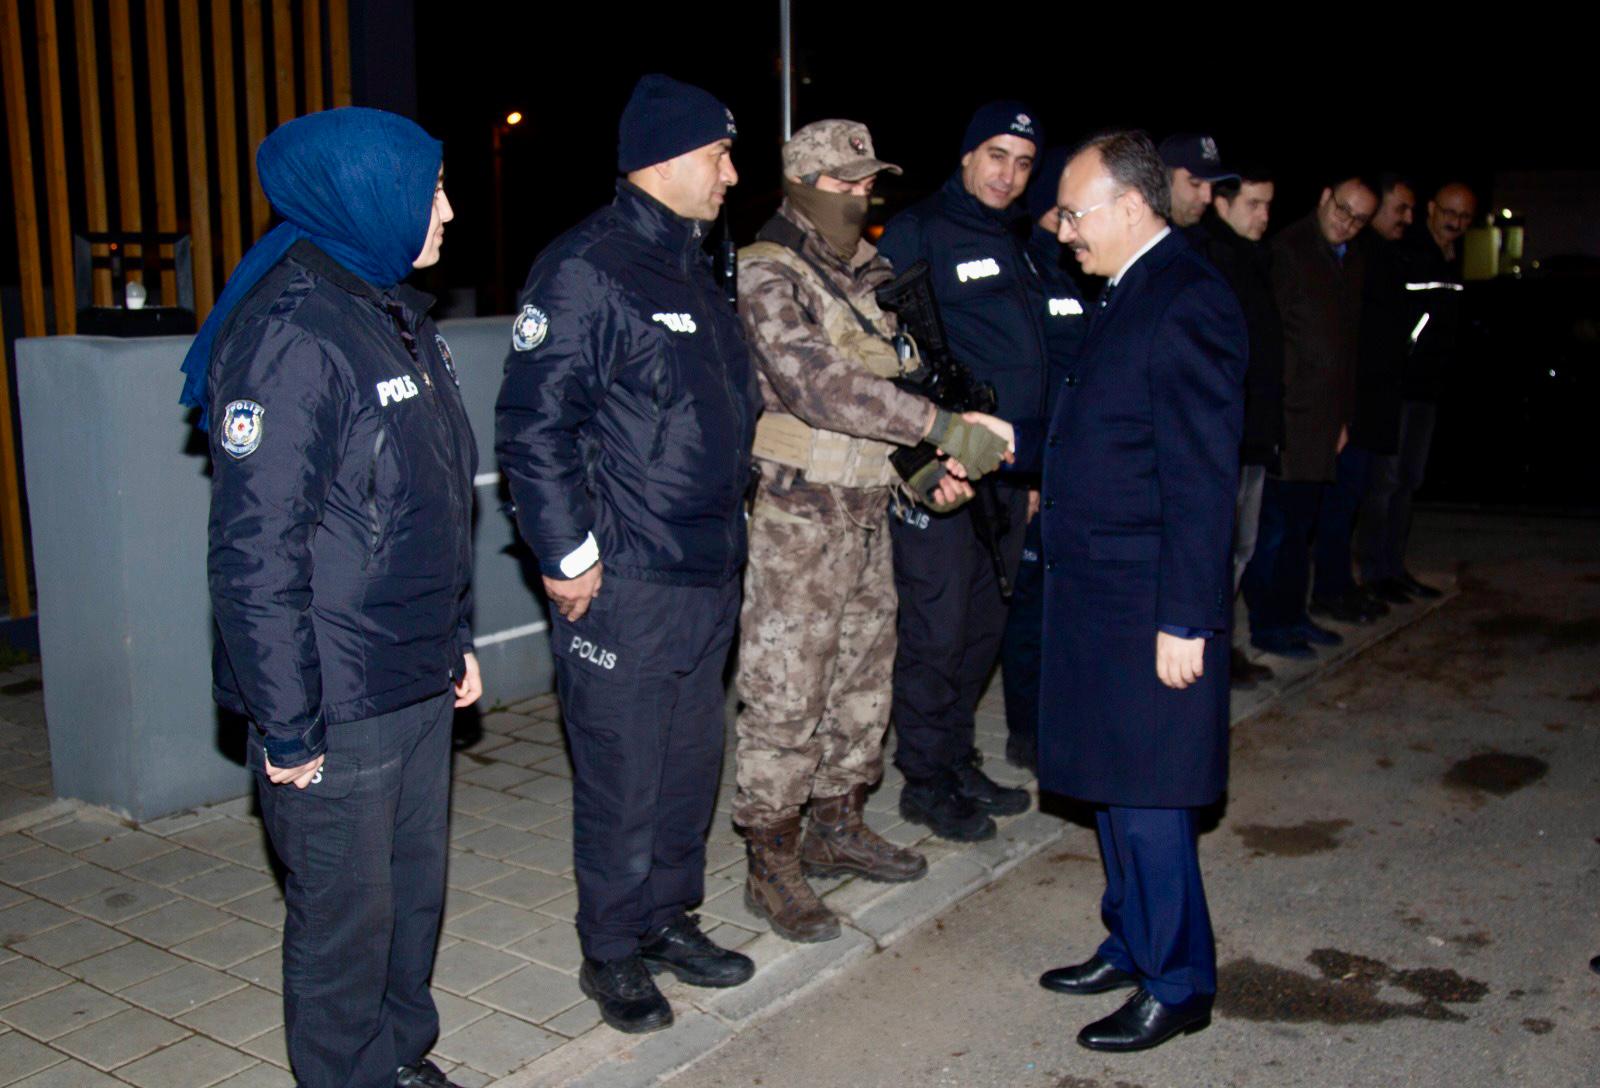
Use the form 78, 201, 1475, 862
1270, 214, 1364, 482
1015, 230, 1246, 808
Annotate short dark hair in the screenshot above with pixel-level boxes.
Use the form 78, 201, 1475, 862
1374, 171, 1415, 199
1213, 165, 1273, 203
1076, 129, 1170, 220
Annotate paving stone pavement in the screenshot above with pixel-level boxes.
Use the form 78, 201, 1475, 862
0, 579, 1451, 1087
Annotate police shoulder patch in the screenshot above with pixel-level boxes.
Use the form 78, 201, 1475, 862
220, 399, 264, 459
434, 333, 459, 385
512, 304, 549, 352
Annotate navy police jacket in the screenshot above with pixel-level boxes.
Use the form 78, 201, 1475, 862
878, 172, 1053, 421
496, 181, 760, 588
208, 240, 478, 768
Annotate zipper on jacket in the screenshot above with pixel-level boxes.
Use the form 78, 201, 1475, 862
364, 429, 387, 568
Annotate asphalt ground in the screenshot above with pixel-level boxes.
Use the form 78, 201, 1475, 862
677, 510, 1600, 1088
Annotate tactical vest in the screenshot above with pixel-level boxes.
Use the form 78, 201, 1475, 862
743, 239, 903, 490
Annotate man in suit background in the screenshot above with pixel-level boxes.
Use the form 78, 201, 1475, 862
1241, 176, 1376, 658
991, 130, 1246, 1052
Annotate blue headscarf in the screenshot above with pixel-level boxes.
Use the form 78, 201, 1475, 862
179, 107, 443, 428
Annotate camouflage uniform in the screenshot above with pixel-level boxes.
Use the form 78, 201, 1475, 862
733, 175, 933, 829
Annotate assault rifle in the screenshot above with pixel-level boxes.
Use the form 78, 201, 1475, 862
875, 260, 1013, 600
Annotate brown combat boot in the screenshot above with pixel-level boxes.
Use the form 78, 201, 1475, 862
743, 817, 841, 943
801, 786, 928, 883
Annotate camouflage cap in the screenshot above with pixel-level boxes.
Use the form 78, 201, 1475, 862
783, 120, 902, 182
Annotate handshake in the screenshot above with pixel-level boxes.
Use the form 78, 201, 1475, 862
904, 407, 1017, 512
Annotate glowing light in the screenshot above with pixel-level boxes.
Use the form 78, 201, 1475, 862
505, 111, 524, 126
1501, 207, 1512, 219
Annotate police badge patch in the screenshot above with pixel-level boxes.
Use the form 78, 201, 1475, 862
512, 304, 549, 351
434, 333, 459, 385
221, 399, 264, 459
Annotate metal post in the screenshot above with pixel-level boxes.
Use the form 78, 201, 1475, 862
779, 0, 792, 141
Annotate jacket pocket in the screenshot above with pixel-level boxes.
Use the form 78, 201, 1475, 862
1088, 531, 1160, 562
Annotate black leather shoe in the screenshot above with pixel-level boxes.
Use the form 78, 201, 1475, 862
1250, 630, 1316, 659
579, 955, 673, 1034
1354, 587, 1391, 617
1005, 732, 1037, 772
1367, 578, 1413, 606
900, 774, 996, 841
1309, 592, 1375, 625
954, 754, 1031, 816
1229, 646, 1273, 689
1590, 954, 1599, 976
1292, 619, 1343, 646
396, 1060, 460, 1088
1399, 571, 1443, 599
1039, 955, 1138, 995
1077, 988, 1213, 1052
638, 913, 754, 988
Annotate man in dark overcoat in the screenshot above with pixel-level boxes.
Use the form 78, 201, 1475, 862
994, 130, 1246, 1052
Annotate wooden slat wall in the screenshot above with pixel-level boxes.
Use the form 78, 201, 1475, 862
0, 0, 358, 620
145, 0, 179, 305
303, 0, 323, 113
106, 0, 143, 280
240, 0, 270, 239
329, 0, 351, 106
0, 0, 39, 617
73, 0, 112, 305
211, 0, 244, 276
176, 0, 214, 315
35, 0, 76, 334
271, 0, 296, 127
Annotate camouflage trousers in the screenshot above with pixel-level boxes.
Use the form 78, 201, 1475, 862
733, 497, 897, 828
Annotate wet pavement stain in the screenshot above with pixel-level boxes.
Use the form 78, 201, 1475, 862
1234, 819, 1352, 857
1522, 1018, 1555, 1034
1216, 948, 1488, 1025
1446, 931, 1493, 952
1444, 752, 1549, 796
1570, 686, 1600, 704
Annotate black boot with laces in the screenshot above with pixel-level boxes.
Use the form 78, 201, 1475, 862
579, 954, 673, 1034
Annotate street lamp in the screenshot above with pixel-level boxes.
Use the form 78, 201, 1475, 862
492, 110, 526, 314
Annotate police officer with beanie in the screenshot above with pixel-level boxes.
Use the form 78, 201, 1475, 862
495, 74, 759, 1034
877, 101, 1050, 839
733, 120, 1012, 943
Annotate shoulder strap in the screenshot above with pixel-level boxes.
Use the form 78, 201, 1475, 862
753, 215, 883, 339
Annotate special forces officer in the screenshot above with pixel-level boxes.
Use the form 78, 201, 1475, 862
877, 101, 1053, 839
495, 75, 760, 1034
733, 120, 1012, 943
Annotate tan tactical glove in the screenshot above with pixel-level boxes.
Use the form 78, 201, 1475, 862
926, 409, 1009, 481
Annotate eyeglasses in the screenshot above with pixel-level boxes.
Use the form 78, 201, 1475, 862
1328, 198, 1373, 229
1056, 199, 1114, 228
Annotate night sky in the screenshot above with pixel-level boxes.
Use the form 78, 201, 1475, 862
413, 1, 1595, 309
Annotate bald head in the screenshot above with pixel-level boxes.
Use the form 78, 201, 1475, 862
1427, 182, 1477, 255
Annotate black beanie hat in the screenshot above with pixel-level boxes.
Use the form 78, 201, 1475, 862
961, 100, 1041, 156
617, 74, 736, 173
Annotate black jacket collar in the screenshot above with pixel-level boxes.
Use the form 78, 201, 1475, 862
288, 239, 435, 322
615, 179, 707, 266
938, 171, 1028, 235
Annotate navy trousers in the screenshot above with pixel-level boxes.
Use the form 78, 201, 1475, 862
1094, 806, 1216, 1006
1312, 445, 1373, 600
1242, 478, 1325, 636
253, 691, 453, 1088
1000, 515, 1044, 744
550, 574, 740, 962
1357, 400, 1438, 583
890, 485, 1029, 781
